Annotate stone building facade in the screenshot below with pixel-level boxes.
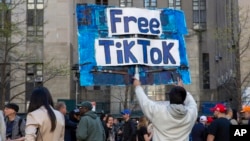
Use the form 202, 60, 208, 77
0, 0, 240, 113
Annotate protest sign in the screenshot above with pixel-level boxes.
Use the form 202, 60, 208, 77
76, 4, 190, 86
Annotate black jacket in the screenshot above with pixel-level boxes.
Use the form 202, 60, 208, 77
122, 119, 136, 141
64, 115, 77, 141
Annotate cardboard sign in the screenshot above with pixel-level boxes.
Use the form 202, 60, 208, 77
76, 4, 190, 86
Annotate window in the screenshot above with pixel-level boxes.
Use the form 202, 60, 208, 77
27, 0, 44, 39
144, 0, 157, 8
202, 53, 210, 89
26, 63, 43, 82
0, 9, 11, 29
96, 0, 108, 5
147, 85, 166, 101
0, 0, 11, 3
26, 63, 43, 100
193, 0, 206, 30
0, 0, 11, 38
168, 0, 181, 10
94, 86, 101, 90
120, 0, 133, 7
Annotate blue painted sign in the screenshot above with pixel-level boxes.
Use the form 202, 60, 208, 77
76, 4, 190, 86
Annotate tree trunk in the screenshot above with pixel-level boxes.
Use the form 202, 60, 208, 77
124, 85, 129, 109
235, 43, 242, 111
0, 65, 6, 109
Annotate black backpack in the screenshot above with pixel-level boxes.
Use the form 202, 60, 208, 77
17, 118, 24, 136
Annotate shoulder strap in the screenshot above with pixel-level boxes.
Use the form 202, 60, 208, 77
18, 118, 23, 136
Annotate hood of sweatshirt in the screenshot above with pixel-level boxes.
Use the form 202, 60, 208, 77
84, 111, 98, 119
168, 104, 188, 119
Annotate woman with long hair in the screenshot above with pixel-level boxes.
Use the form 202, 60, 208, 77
104, 114, 115, 141
25, 86, 65, 141
136, 116, 153, 141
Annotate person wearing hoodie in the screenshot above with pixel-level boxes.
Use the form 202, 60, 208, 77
133, 77, 197, 141
76, 101, 105, 141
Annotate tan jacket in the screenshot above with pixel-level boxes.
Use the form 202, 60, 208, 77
25, 106, 65, 141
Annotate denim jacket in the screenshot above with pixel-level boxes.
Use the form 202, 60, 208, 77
5, 115, 26, 139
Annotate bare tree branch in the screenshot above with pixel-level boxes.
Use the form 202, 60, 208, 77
9, 90, 25, 102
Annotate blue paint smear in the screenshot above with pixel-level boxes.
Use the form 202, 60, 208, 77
160, 9, 188, 34
76, 4, 191, 86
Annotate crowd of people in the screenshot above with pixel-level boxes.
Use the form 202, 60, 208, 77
190, 103, 250, 141
0, 85, 152, 141
0, 78, 250, 141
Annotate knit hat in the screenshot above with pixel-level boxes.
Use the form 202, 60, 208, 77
77, 101, 93, 110
241, 106, 250, 113
5, 103, 19, 112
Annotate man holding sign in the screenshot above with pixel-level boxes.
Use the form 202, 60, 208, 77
133, 78, 197, 141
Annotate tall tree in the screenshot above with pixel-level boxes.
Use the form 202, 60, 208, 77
215, 6, 250, 110
0, 0, 68, 109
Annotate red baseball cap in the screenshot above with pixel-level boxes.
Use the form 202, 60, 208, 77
207, 116, 214, 123
210, 104, 226, 113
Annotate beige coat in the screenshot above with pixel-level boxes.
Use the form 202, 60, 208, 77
25, 106, 65, 141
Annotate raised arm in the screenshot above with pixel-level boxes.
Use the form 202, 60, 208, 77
133, 79, 156, 121
176, 77, 198, 120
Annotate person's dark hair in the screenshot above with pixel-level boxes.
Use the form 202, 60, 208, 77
69, 110, 80, 123
196, 117, 200, 122
100, 113, 107, 121
226, 107, 238, 120
232, 108, 238, 121
28, 86, 57, 132
168, 86, 187, 104
105, 114, 113, 124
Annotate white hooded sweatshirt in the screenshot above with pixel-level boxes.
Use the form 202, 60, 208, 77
135, 86, 197, 141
